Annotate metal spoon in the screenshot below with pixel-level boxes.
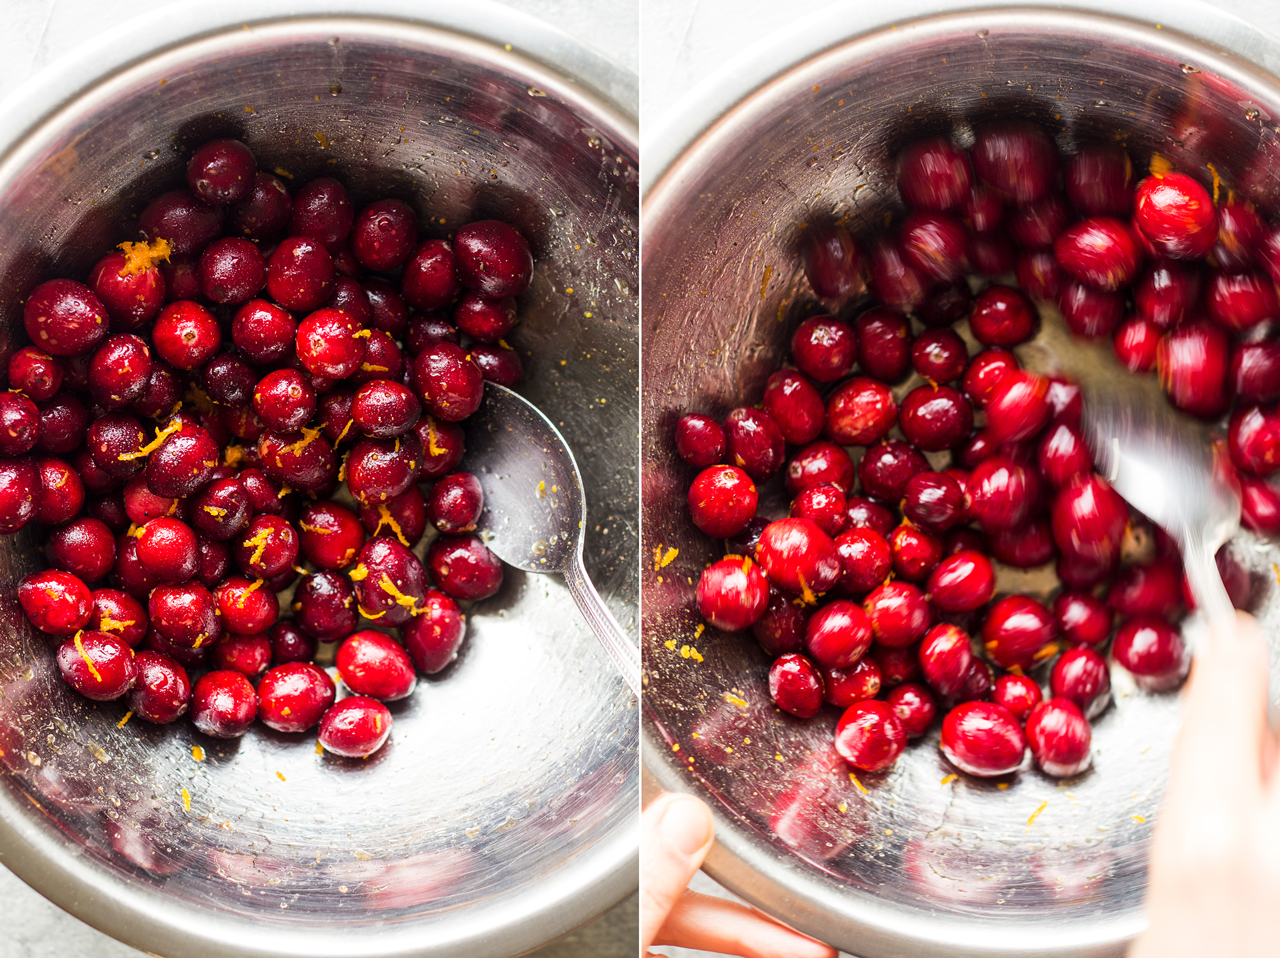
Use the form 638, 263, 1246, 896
1016, 305, 1241, 639
462, 382, 641, 696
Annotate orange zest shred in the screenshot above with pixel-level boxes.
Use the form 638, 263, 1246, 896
797, 572, 818, 606
299, 521, 332, 535
235, 579, 264, 608
940, 773, 958, 785
335, 418, 354, 444
96, 613, 135, 634
278, 484, 293, 498
1149, 153, 1173, 176
349, 563, 370, 582
242, 527, 274, 568
181, 787, 191, 811
222, 444, 247, 468
358, 604, 387, 619
652, 546, 678, 571
192, 632, 209, 649
117, 711, 133, 728
1028, 800, 1048, 825
360, 363, 389, 373
379, 574, 424, 615
73, 631, 102, 683
848, 772, 868, 795
118, 419, 181, 461
116, 237, 171, 277
203, 505, 227, 517
424, 417, 447, 457
370, 505, 410, 547
352, 328, 372, 339
284, 426, 322, 457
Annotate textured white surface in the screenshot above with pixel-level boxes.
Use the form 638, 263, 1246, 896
0, 4, 637, 958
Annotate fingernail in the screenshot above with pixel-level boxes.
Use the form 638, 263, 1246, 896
660, 795, 713, 856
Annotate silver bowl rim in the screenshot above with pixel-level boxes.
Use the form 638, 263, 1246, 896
641, 2, 1280, 955
0, 4, 638, 958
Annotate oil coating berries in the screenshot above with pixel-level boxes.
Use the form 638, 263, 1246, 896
453, 220, 533, 297
688, 465, 757, 538
127, 651, 191, 723
940, 701, 1027, 777
769, 653, 824, 718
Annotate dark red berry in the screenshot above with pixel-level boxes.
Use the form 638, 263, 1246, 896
982, 595, 1057, 670
1050, 473, 1128, 566
0, 392, 39, 455
833, 527, 891, 595
762, 370, 824, 445
257, 662, 336, 733
402, 239, 462, 311
56, 630, 137, 701
135, 516, 198, 583
983, 369, 1050, 444
1134, 171, 1217, 260
186, 139, 255, 206
9, 347, 63, 402
970, 122, 1058, 204
993, 674, 1042, 722
1053, 590, 1113, 647
1066, 144, 1133, 216
1157, 320, 1231, 419
139, 189, 224, 257
1050, 646, 1111, 718
900, 211, 970, 282
336, 630, 416, 701
852, 307, 911, 383
208, 632, 272, 677
1206, 270, 1280, 332
967, 455, 1041, 532
768, 653, 824, 718
88, 588, 147, 648
1026, 699, 1093, 777
270, 620, 318, 665
402, 591, 467, 674
724, 407, 785, 480
919, 622, 976, 698
146, 423, 220, 498
453, 220, 533, 298
790, 316, 855, 383
941, 701, 1027, 778
318, 696, 392, 757
412, 342, 483, 422
785, 441, 854, 496
267, 237, 335, 312
191, 670, 257, 738
751, 588, 807, 657
126, 651, 191, 723
425, 533, 502, 603
351, 199, 419, 271
1107, 559, 1182, 620
804, 224, 864, 298
926, 550, 995, 613
24, 279, 108, 357
858, 439, 928, 502
897, 136, 972, 211
898, 385, 972, 451
790, 483, 846, 538
911, 328, 968, 384
1054, 217, 1141, 291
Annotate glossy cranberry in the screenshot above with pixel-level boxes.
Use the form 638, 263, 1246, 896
1056, 549, 1118, 591
961, 349, 1018, 411
468, 342, 523, 387
1051, 473, 1128, 565
199, 354, 253, 409
293, 501, 362, 570
226, 171, 291, 239
1033, 422, 1088, 490
285, 176, 351, 249
128, 362, 182, 420
233, 514, 298, 580
899, 211, 969, 282
142, 626, 207, 670
917, 277, 972, 327
318, 696, 392, 757
9, 347, 62, 402
23, 279, 108, 357
227, 302, 293, 367
111, 533, 160, 598
1050, 646, 1111, 719
887, 682, 937, 738
872, 643, 923, 687
185, 138, 255, 206
344, 433, 422, 506
87, 588, 147, 648
723, 407, 785, 480
190, 670, 257, 738
401, 239, 462, 311
1015, 250, 1064, 301
858, 439, 929, 503
139, 189, 224, 256
1026, 699, 1092, 778
967, 455, 1041, 532
863, 580, 931, 648
208, 631, 272, 677
963, 182, 1005, 234
887, 523, 941, 583
755, 518, 841, 598
1053, 217, 1141, 292
790, 483, 847, 537
237, 467, 283, 515
425, 533, 502, 603
1066, 144, 1133, 215
1213, 196, 1265, 270
688, 465, 757, 538
944, 527, 987, 557
195, 240, 267, 308
196, 538, 232, 590
909, 329, 966, 384
411, 342, 483, 422
989, 516, 1056, 568
146, 424, 219, 497
344, 198, 418, 272
34, 457, 84, 524
940, 700, 1027, 776
1207, 270, 1280, 333
1134, 172, 1217, 260
1232, 339, 1280, 404
800, 600, 871, 670
149, 302, 219, 372
1241, 475, 1280, 535
831, 699, 904, 772
768, 653, 824, 718
898, 385, 973, 452
762, 371, 824, 445
121, 475, 173, 525
247, 369, 312, 435
790, 316, 855, 383
360, 488, 427, 548
896, 136, 972, 210
877, 232, 940, 309
348, 280, 403, 338
1057, 281, 1123, 339
124, 651, 190, 724
918, 623, 976, 698
697, 556, 774, 636
83, 414, 143, 481
450, 295, 513, 346
265, 237, 334, 312
422, 471, 480, 531
269, 620, 318, 665
213, 576, 278, 637
55, 630, 136, 701
258, 427, 337, 493
785, 441, 855, 495
994, 674, 1043, 722
1106, 559, 1182, 622
1156, 320, 1231, 419
18, 570, 92, 635
971, 122, 1057, 204
1108, 316, 1160, 373
453, 220, 534, 298
149, 581, 218, 650
187, 477, 249, 542
984, 370, 1050, 445
852, 307, 911, 383
1052, 591, 1112, 647
402, 590, 467, 673
0, 391, 38, 456
332, 631, 414, 702
833, 527, 892, 595
88, 247, 166, 332
982, 595, 1057, 670
291, 308, 364, 381
159, 256, 201, 302
133, 516, 196, 583
1133, 260, 1199, 330
253, 662, 334, 734
804, 223, 864, 298
902, 472, 964, 532
926, 550, 995, 613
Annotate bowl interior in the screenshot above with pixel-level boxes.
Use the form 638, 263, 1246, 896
0, 16, 637, 958
642, 9, 1280, 957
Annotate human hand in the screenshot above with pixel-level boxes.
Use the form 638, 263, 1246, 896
641, 791, 839, 958
1130, 611, 1279, 958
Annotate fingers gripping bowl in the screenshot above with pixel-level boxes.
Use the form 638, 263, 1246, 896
642, 5, 1280, 957
0, 5, 637, 958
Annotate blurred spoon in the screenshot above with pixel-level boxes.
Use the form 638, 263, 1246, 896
1017, 305, 1241, 639
463, 382, 641, 696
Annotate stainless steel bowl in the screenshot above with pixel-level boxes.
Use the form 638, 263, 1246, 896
0, 4, 637, 957
642, 3, 1280, 955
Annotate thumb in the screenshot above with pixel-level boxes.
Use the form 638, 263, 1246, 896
640, 792, 715, 951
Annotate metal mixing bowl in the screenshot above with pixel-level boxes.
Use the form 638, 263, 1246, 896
0, 4, 637, 957
642, 3, 1280, 955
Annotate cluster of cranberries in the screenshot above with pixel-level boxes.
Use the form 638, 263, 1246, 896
673, 121, 1278, 782
5, 137, 530, 759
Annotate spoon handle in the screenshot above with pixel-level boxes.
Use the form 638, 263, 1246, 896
1183, 537, 1237, 641
563, 557, 641, 697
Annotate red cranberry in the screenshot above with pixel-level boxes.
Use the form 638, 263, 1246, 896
1016, 250, 1064, 300
751, 588, 807, 657
208, 632, 271, 677
402, 590, 467, 673
89, 248, 166, 332
1206, 270, 1279, 332
189, 477, 250, 542
723, 407, 784, 480
267, 237, 335, 312
1006, 194, 1069, 250
1134, 171, 1217, 260
897, 136, 972, 211
1241, 475, 1280, 535
1232, 339, 1280, 404
349, 198, 419, 271
963, 183, 1004, 233
126, 651, 190, 723
46, 516, 114, 582
345, 433, 422, 507
763, 370, 824, 445
1156, 319, 1231, 418
9, 347, 63, 401
1036, 421, 1091, 489
790, 316, 855, 383
1058, 281, 1123, 339
834, 700, 906, 772
852, 307, 911, 382
146, 424, 219, 498
1107, 559, 1183, 620
919, 622, 976, 698
334, 630, 415, 702
864, 580, 931, 648
56, 630, 137, 701
424, 472, 481, 535
360, 488, 427, 548
202, 353, 255, 407
1054, 217, 1141, 291
359, 277, 408, 336
186, 138, 255, 205
970, 122, 1058, 204
234, 514, 298, 580
867, 237, 926, 311
1134, 260, 1200, 329
804, 600, 873, 669
971, 232, 1017, 277
451, 293, 515, 345
151, 301, 221, 371
967, 455, 1041, 532
926, 550, 995, 613
1053, 591, 1113, 647
822, 657, 881, 708
804, 224, 864, 299
130, 363, 183, 420
229, 171, 292, 239
961, 348, 1018, 410
1050, 473, 1128, 565
944, 527, 986, 556
196, 237, 265, 304
0, 392, 38, 455
191, 670, 257, 738
940, 701, 1027, 776
790, 483, 847, 538
768, 653, 824, 718
18, 570, 92, 635
917, 278, 972, 327
88, 588, 147, 648
1110, 315, 1160, 373
911, 328, 968, 384
755, 518, 841, 599
1050, 646, 1111, 719
269, 620, 317, 665
289, 177, 353, 250
1056, 549, 1118, 591
898, 385, 972, 451
887, 683, 937, 737
900, 211, 969, 282
214, 575, 279, 636
318, 696, 392, 757
122, 475, 174, 525
111, 533, 160, 597
256, 662, 335, 733
871, 643, 923, 687
1066, 144, 1133, 216
696, 556, 769, 632
425, 533, 502, 603
785, 441, 854, 495
160, 256, 201, 301
414, 415, 466, 480
984, 370, 1050, 444
293, 307, 365, 380
85, 413, 145, 480
982, 594, 1057, 670
1026, 699, 1093, 777
993, 674, 1042, 721
889, 523, 942, 583
24, 279, 108, 357
989, 517, 1057, 568
258, 427, 337, 493
247, 370, 312, 435
411, 342, 483, 422
139, 189, 224, 256
149, 582, 218, 650
230, 300, 295, 366
858, 439, 928, 502
453, 220, 533, 298
469, 343, 523, 387
135, 516, 198, 583
402, 239, 462, 311
833, 527, 892, 594
903, 471, 964, 532
688, 465, 757, 538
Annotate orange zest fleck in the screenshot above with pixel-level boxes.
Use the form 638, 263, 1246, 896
203, 505, 227, 517
1028, 800, 1048, 825
352, 328, 372, 339
335, 418, 354, 444
349, 563, 370, 582
722, 691, 748, 709
73, 631, 102, 683
222, 444, 247, 468
181, 787, 191, 811
378, 574, 424, 616
235, 578, 264, 608
848, 773, 868, 794
940, 773, 958, 785
369, 504, 410, 547
96, 613, 135, 634
117, 711, 133, 728
117, 418, 181, 461
241, 526, 274, 568
116, 237, 171, 277
284, 426, 322, 457
191, 745, 205, 761
299, 521, 332, 535
424, 417, 447, 457
358, 604, 386, 619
